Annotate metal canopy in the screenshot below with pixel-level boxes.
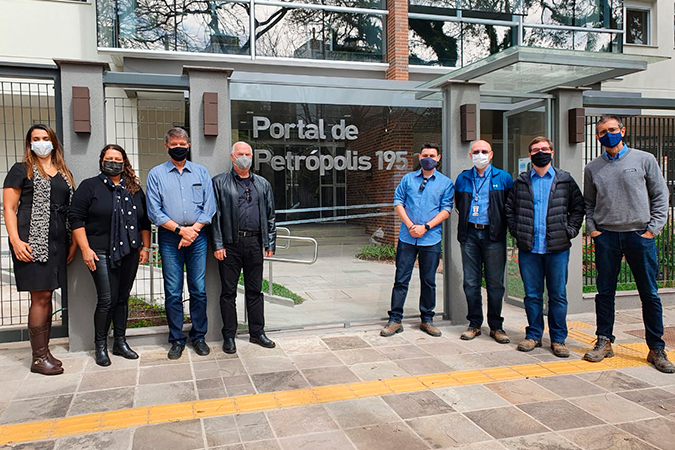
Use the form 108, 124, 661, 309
417, 46, 666, 99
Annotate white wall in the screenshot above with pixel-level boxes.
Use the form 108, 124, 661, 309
0, 0, 102, 64
604, 1, 675, 114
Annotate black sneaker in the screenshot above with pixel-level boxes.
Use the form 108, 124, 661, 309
168, 342, 185, 360
193, 340, 211, 356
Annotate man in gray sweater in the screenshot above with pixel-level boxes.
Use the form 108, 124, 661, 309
583, 115, 674, 373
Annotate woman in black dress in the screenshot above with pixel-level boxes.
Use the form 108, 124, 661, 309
3, 124, 76, 376
70, 144, 151, 366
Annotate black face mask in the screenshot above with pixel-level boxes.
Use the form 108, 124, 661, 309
101, 160, 124, 176
531, 151, 552, 168
169, 146, 189, 162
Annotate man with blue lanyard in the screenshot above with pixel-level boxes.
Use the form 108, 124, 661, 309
381, 143, 454, 338
454, 140, 513, 343
583, 115, 674, 373
146, 127, 216, 360
505, 137, 585, 357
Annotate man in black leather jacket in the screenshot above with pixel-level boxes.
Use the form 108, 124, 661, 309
209, 141, 277, 354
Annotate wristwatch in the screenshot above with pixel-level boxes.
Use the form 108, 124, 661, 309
424, 223, 430, 230
174, 225, 182, 234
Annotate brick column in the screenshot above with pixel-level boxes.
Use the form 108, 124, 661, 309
386, 0, 409, 81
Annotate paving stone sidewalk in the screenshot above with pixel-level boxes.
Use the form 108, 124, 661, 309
1, 303, 675, 450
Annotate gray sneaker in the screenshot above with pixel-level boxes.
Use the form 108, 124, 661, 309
583, 336, 613, 362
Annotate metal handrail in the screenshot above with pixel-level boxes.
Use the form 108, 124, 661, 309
265, 234, 318, 265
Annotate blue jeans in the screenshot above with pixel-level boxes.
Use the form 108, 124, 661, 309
519, 249, 570, 343
389, 240, 441, 323
158, 228, 208, 345
461, 227, 506, 331
594, 230, 664, 350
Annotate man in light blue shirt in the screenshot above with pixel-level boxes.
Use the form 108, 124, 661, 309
381, 143, 454, 338
146, 127, 216, 360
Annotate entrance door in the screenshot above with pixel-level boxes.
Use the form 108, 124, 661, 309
502, 98, 551, 305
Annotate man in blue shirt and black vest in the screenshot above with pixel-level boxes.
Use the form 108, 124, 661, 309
505, 136, 585, 357
381, 143, 454, 338
454, 140, 513, 344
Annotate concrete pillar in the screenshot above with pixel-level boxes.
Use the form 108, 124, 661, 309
183, 66, 233, 343
549, 87, 588, 314
386, 0, 409, 81
55, 59, 109, 351
440, 81, 482, 324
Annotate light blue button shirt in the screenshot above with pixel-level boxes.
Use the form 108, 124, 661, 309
146, 160, 216, 227
394, 169, 454, 246
530, 166, 555, 254
604, 143, 628, 161
468, 165, 491, 226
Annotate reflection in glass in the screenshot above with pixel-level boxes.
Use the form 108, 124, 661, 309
254, 6, 383, 62
273, 0, 385, 8
626, 9, 649, 45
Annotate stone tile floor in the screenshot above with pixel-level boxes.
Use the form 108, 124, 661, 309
2, 303, 675, 449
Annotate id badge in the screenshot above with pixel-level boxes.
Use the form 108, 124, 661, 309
472, 205, 480, 217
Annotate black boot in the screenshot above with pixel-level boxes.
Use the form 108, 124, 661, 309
94, 310, 111, 366
112, 337, 138, 359
95, 340, 111, 366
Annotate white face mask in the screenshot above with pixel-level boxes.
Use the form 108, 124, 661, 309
472, 152, 490, 170
31, 140, 53, 158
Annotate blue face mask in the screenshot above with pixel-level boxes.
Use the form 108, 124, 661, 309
420, 157, 437, 171
599, 131, 623, 148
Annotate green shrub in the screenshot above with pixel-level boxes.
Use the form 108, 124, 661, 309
238, 274, 305, 304
356, 244, 397, 261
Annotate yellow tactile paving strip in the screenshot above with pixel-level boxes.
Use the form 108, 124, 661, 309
0, 325, 670, 446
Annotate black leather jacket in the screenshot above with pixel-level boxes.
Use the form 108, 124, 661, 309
209, 170, 276, 252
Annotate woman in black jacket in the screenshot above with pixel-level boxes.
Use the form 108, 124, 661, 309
505, 136, 585, 358
70, 144, 151, 366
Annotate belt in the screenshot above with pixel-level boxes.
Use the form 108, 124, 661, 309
469, 222, 487, 230
238, 230, 260, 237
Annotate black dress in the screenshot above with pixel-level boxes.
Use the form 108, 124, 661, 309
3, 163, 70, 292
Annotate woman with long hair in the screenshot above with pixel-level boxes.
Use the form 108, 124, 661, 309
70, 144, 151, 366
3, 124, 76, 375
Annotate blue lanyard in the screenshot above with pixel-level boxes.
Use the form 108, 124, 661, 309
472, 169, 490, 201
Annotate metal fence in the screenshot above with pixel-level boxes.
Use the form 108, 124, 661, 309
583, 115, 675, 290
0, 78, 63, 328
105, 92, 190, 325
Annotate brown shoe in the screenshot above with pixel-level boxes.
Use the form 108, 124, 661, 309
460, 327, 481, 340
517, 338, 542, 352
380, 321, 403, 337
28, 323, 64, 376
420, 322, 442, 337
490, 329, 510, 344
647, 349, 675, 374
583, 336, 613, 362
551, 342, 570, 358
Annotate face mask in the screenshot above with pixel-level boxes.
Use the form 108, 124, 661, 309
472, 153, 490, 170
168, 146, 189, 162
234, 155, 252, 171
420, 157, 437, 171
101, 160, 124, 177
599, 131, 623, 149
31, 141, 53, 157
531, 151, 552, 168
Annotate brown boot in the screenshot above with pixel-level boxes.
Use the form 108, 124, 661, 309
517, 338, 542, 352
647, 350, 675, 374
583, 336, 613, 362
28, 323, 64, 376
490, 329, 510, 344
460, 327, 481, 340
380, 321, 403, 337
420, 322, 442, 337
551, 342, 570, 358
45, 318, 62, 368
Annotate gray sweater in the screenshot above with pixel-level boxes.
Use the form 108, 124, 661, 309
584, 147, 668, 235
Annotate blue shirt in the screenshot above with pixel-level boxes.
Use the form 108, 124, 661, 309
530, 166, 555, 254
394, 169, 454, 246
146, 160, 216, 227
468, 165, 491, 225
604, 143, 628, 161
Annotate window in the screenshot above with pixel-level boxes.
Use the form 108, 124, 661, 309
626, 8, 650, 45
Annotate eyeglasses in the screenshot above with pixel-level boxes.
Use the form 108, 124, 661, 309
471, 150, 490, 155
244, 187, 252, 203
530, 147, 551, 154
597, 127, 622, 137
419, 178, 429, 192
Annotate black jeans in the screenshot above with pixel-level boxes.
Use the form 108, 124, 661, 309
218, 235, 265, 339
89, 252, 139, 342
